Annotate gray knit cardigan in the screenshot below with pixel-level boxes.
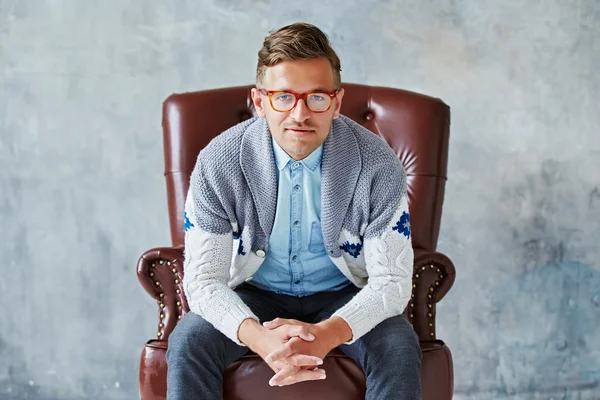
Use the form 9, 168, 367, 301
182, 115, 414, 345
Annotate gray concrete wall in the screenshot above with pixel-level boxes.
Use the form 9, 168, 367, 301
1, 1, 598, 399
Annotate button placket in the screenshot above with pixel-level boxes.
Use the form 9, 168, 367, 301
289, 162, 304, 295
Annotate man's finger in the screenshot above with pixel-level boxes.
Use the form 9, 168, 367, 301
262, 320, 315, 341
263, 317, 289, 328
285, 354, 323, 367
276, 368, 327, 386
286, 325, 314, 341
265, 342, 295, 362
268, 364, 296, 386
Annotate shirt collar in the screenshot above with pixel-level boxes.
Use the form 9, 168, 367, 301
272, 137, 292, 171
271, 137, 323, 173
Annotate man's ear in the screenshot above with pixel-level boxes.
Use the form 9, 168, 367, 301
251, 88, 267, 118
332, 87, 345, 119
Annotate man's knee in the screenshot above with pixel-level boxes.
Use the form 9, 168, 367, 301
361, 315, 422, 364
167, 312, 226, 359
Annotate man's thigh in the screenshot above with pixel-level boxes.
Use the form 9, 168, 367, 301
339, 314, 420, 359
234, 282, 302, 323
339, 315, 422, 399
307, 284, 361, 324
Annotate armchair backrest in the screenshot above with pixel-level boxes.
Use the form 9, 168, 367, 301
162, 83, 450, 251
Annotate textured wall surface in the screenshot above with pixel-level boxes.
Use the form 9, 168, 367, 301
1, 1, 599, 399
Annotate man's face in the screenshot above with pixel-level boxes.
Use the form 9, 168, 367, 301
251, 58, 344, 160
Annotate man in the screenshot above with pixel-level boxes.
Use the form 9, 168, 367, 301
167, 22, 421, 399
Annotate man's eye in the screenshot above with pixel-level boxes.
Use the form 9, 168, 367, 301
309, 94, 325, 101
276, 94, 293, 101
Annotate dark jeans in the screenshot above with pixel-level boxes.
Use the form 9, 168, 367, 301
166, 283, 421, 400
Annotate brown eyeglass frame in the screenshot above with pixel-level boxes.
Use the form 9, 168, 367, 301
259, 89, 339, 113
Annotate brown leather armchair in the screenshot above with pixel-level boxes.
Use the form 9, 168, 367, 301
137, 83, 456, 400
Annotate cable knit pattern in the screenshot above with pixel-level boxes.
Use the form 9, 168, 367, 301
332, 195, 414, 342
183, 115, 413, 345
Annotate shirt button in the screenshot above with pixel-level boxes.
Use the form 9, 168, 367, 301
256, 250, 266, 258
293, 221, 300, 226
294, 185, 301, 191
294, 280, 301, 284
292, 255, 297, 261
292, 162, 300, 169
245, 276, 253, 282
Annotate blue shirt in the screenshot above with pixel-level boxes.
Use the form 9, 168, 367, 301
248, 137, 351, 296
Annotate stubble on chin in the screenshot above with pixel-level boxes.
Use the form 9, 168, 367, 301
288, 138, 310, 158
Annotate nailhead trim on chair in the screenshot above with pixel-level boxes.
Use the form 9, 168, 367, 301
172, 261, 184, 320
411, 264, 445, 339
151, 261, 167, 338
146, 255, 188, 339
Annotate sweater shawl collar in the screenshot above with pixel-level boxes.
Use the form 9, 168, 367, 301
239, 117, 361, 255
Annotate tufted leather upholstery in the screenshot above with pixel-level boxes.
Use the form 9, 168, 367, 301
137, 83, 456, 399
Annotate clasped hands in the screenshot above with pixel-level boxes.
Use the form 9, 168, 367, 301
262, 318, 331, 386
241, 317, 349, 387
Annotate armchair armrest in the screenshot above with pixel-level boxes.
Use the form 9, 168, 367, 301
137, 246, 189, 340
406, 248, 456, 341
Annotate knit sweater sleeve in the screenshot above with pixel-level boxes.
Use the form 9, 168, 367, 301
332, 161, 414, 344
182, 159, 259, 346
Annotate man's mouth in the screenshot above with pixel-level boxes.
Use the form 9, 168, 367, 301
286, 127, 314, 133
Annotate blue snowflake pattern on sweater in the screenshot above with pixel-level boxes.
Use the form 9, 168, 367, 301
392, 211, 411, 238
232, 231, 246, 256
340, 241, 363, 258
184, 211, 194, 232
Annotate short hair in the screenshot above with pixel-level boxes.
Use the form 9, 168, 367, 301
256, 22, 342, 89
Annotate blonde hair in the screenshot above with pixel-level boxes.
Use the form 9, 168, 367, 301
256, 22, 342, 89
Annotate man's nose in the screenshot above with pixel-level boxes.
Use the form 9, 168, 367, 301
289, 98, 311, 122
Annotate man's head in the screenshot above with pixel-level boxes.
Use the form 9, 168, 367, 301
251, 23, 344, 160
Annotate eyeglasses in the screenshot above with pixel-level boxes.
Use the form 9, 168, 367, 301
259, 89, 339, 113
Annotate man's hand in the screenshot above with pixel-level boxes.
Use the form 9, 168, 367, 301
237, 318, 327, 386
262, 317, 352, 386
